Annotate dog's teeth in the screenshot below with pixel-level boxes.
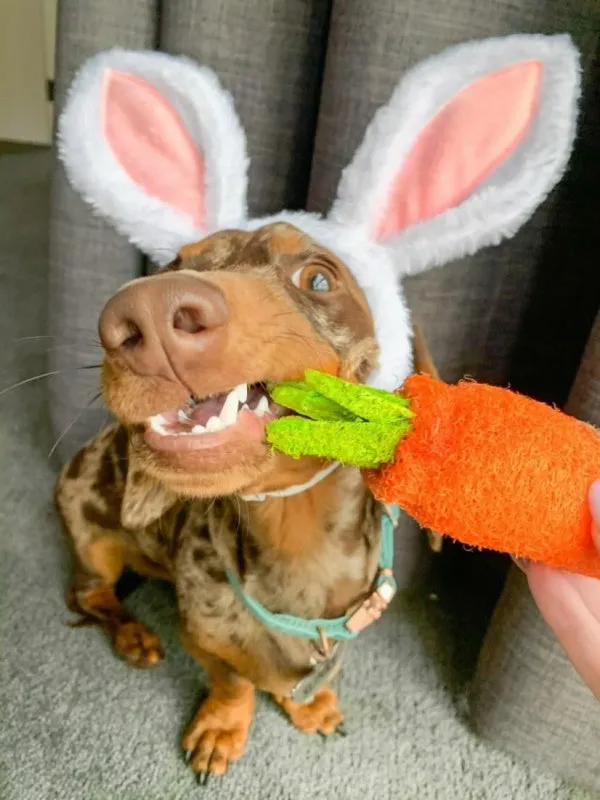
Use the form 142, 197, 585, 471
255, 395, 270, 417
219, 389, 239, 427
235, 383, 248, 404
149, 414, 168, 435
177, 409, 190, 424
206, 416, 223, 432
240, 403, 250, 413
191, 424, 205, 434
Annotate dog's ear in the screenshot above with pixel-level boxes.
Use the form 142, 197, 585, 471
121, 464, 178, 530
411, 324, 443, 553
330, 34, 580, 278
412, 324, 439, 380
58, 49, 248, 265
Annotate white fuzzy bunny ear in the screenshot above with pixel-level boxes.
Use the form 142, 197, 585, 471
58, 49, 248, 264
330, 34, 580, 277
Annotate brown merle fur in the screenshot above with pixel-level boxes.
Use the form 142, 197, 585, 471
56, 222, 435, 775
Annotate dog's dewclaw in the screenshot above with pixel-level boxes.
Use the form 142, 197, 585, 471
302, 370, 414, 422
266, 417, 410, 468
268, 382, 357, 422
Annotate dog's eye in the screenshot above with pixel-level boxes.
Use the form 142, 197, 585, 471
291, 265, 336, 293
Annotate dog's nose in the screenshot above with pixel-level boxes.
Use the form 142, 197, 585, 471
99, 273, 229, 377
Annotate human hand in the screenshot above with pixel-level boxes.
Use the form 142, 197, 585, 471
523, 480, 600, 698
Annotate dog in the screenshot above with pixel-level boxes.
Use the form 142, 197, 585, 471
55, 221, 437, 778
54, 34, 578, 779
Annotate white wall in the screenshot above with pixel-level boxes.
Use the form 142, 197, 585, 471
0, 0, 57, 145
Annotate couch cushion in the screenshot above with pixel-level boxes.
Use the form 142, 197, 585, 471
48, 0, 158, 460
469, 311, 600, 791
158, 0, 330, 217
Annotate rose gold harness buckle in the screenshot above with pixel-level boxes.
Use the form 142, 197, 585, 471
344, 568, 397, 634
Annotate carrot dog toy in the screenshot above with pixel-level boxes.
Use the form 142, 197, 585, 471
267, 371, 600, 578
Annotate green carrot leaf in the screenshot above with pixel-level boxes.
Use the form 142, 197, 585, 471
266, 417, 411, 468
268, 382, 358, 422
270, 371, 412, 423
301, 370, 413, 422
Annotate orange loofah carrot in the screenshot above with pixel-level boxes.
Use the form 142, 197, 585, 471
267, 371, 600, 578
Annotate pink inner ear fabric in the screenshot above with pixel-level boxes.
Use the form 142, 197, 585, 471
102, 70, 205, 228
375, 60, 542, 241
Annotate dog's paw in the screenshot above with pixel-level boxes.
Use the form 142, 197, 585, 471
113, 621, 163, 668
182, 689, 254, 780
277, 686, 344, 735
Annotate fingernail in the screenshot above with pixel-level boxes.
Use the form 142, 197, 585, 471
511, 557, 530, 573
592, 523, 600, 552
588, 482, 600, 549
589, 481, 600, 523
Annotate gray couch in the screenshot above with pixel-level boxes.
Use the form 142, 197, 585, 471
28, 0, 600, 795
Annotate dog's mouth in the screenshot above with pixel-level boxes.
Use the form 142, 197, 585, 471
144, 383, 288, 453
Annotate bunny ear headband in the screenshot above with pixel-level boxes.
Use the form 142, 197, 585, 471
58, 34, 580, 391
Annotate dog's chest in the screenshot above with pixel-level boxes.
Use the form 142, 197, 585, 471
131, 505, 187, 572
172, 483, 380, 654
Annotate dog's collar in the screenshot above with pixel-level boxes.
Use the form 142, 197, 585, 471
225, 505, 399, 642
239, 461, 341, 502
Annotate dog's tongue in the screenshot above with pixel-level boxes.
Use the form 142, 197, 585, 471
187, 396, 226, 426
184, 385, 265, 426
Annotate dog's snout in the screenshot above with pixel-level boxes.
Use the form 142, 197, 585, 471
99, 273, 229, 376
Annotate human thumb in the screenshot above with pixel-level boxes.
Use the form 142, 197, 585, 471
588, 479, 600, 552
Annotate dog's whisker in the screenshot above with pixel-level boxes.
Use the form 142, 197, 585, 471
12, 334, 100, 343
95, 410, 111, 435
9, 345, 103, 360
48, 392, 103, 459
234, 496, 243, 540
205, 497, 218, 518
12, 334, 57, 342
239, 324, 314, 349
0, 370, 62, 398
268, 329, 313, 341
259, 320, 317, 342
0, 366, 102, 399
269, 332, 317, 349
12, 335, 103, 352
269, 310, 303, 322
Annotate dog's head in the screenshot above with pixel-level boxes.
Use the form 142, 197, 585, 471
98, 221, 377, 495
59, 37, 579, 495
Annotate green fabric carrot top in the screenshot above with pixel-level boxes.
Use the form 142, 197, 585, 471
266, 370, 415, 468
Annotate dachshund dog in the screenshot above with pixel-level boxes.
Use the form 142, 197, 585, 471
54, 35, 579, 778
56, 222, 435, 778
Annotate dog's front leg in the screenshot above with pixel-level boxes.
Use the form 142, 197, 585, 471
275, 687, 345, 736
181, 629, 255, 780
